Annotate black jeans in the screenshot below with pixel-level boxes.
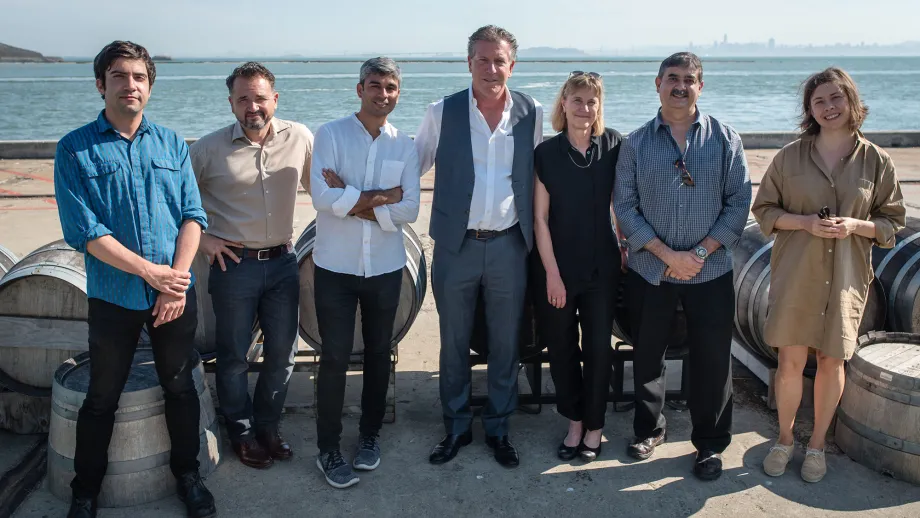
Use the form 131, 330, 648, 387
71, 287, 201, 498
628, 271, 734, 453
535, 277, 615, 431
314, 266, 402, 453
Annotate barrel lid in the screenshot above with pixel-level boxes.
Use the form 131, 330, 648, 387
53, 348, 202, 408
852, 332, 920, 392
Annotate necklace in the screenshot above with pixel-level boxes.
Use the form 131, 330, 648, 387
567, 146, 595, 169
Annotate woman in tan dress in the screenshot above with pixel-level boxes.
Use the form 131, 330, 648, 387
751, 67, 905, 483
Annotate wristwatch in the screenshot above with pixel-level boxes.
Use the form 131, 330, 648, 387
694, 245, 709, 260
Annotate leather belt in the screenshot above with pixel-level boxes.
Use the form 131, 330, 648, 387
227, 242, 292, 261
465, 224, 518, 240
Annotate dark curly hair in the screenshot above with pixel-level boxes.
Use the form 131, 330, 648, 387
226, 62, 276, 93
93, 41, 156, 98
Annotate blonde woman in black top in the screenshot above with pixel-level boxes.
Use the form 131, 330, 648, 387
533, 71, 624, 461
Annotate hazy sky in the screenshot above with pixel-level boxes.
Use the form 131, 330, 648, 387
2, 0, 918, 57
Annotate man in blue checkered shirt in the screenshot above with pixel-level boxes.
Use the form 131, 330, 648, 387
613, 52, 751, 481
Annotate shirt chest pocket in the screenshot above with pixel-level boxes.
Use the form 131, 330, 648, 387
81, 161, 122, 203
857, 178, 875, 201
379, 159, 404, 189
152, 158, 182, 206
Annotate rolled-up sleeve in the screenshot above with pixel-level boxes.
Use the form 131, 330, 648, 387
869, 155, 906, 248
613, 139, 658, 251
311, 125, 359, 217
176, 139, 208, 230
415, 102, 440, 176
708, 131, 752, 248
374, 145, 422, 232
53, 141, 112, 253
751, 154, 788, 236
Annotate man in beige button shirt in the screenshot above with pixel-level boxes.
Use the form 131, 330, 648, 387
190, 62, 313, 470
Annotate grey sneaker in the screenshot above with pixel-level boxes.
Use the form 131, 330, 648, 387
354, 434, 381, 471
316, 450, 360, 489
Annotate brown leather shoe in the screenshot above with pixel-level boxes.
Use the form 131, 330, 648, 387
232, 438, 274, 469
627, 429, 667, 460
257, 430, 293, 460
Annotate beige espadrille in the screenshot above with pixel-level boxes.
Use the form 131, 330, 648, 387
762, 441, 795, 477
801, 447, 826, 483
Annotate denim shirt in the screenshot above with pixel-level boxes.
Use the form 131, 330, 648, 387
53, 110, 208, 310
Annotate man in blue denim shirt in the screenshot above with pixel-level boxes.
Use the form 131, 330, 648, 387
53, 41, 216, 518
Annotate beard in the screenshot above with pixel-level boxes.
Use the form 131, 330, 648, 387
240, 111, 270, 130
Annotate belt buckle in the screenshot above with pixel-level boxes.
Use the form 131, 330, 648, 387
257, 249, 269, 261
475, 229, 483, 240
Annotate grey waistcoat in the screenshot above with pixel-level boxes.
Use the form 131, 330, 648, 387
430, 89, 537, 254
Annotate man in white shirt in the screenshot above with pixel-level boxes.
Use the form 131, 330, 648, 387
415, 25, 543, 468
310, 57, 421, 489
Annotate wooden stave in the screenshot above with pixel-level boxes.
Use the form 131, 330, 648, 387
872, 218, 920, 333
47, 349, 222, 508
295, 220, 427, 355
835, 331, 920, 485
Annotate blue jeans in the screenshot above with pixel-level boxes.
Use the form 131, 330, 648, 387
210, 251, 299, 442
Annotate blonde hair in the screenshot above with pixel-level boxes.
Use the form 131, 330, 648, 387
550, 74, 605, 136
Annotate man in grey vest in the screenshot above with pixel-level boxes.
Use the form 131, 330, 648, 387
415, 25, 544, 468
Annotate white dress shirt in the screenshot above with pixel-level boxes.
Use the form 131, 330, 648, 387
311, 114, 421, 277
415, 85, 544, 231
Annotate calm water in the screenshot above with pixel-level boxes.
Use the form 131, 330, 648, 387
1, 57, 918, 140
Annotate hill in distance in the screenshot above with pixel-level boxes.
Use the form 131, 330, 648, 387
0, 42, 63, 62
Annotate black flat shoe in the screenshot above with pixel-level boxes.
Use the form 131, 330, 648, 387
176, 471, 217, 518
579, 440, 602, 462
557, 431, 584, 461
67, 494, 97, 518
486, 435, 520, 468
429, 430, 473, 465
693, 450, 723, 481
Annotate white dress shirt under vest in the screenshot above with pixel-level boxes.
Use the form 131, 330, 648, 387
310, 114, 421, 278
415, 85, 544, 231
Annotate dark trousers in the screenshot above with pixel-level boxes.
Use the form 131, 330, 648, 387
314, 266, 402, 453
71, 287, 201, 498
628, 270, 734, 453
535, 277, 615, 430
210, 252, 299, 443
432, 229, 528, 437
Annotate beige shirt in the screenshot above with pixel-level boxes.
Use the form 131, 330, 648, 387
190, 118, 313, 249
751, 133, 906, 359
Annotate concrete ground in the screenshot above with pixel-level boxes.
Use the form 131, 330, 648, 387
3, 149, 920, 517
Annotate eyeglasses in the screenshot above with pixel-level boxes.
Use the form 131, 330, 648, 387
674, 158, 694, 187
569, 70, 601, 79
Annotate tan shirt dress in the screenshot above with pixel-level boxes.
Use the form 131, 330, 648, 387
751, 133, 906, 359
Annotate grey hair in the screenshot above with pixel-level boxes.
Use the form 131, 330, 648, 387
657, 52, 703, 82
467, 25, 518, 61
359, 57, 401, 86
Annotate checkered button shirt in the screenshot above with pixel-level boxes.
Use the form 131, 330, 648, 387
613, 110, 752, 286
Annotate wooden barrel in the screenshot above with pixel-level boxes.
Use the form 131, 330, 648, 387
48, 349, 222, 508
732, 219, 886, 366
0, 241, 92, 397
835, 331, 920, 485
872, 217, 920, 333
295, 220, 427, 354
0, 244, 17, 277
190, 251, 263, 362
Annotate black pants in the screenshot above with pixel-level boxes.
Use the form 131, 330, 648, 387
535, 277, 615, 430
72, 288, 201, 497
628, 271, 734, 453
314, 266, 402, 453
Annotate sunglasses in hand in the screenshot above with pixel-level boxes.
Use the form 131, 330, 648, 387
818, 206, 832, 220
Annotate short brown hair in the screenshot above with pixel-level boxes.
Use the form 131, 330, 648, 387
226, 61, 276, 93
550, 74, 606, 136
799, 67, 869, 136
467, 25, 518, 61
93, 41, 156, 97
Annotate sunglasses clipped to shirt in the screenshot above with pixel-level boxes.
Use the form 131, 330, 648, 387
675, 158, 694, 187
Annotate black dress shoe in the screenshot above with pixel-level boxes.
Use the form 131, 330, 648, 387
627, 429, 667, 460
67, 494, 97, 518
557, 431, 584, 461
485, 435, 520, 468
693, 450, 723, 481
176, 471, 217, 518
579, 439, 602, 462
429, 430, 473, 464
